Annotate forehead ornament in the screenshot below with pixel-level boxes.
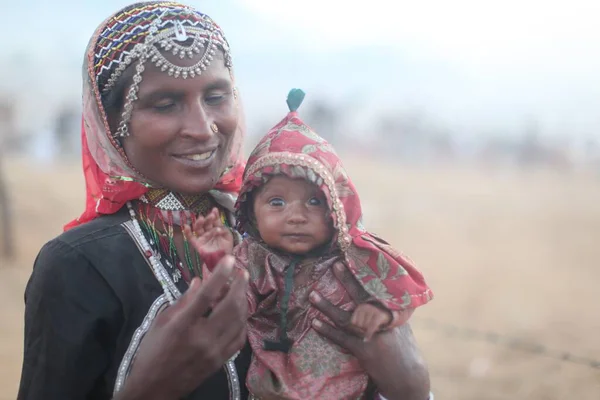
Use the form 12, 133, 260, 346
102, 8, 232, 140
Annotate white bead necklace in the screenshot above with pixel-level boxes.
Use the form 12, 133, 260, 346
127, 201, 180, 304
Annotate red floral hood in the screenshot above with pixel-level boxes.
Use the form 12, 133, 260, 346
235, 89, 432, 311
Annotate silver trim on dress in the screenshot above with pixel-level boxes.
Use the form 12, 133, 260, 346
114, 220, 241, 399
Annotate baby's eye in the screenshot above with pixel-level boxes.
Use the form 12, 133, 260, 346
269, 198, 285, 207
308, 197, 322, 206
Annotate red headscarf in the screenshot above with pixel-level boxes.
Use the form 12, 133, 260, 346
64, 2, 245, 231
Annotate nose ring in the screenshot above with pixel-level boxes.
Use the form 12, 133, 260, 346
210, 123, 219, 133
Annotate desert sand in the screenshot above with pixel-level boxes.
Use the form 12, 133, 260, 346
1, 156, 599, 399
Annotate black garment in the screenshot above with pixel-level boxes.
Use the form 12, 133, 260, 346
18, 207, 251, 400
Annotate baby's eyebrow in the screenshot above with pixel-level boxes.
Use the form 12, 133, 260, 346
259, 188, 282, 197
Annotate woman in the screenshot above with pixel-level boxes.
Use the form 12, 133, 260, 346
18, 2, 432, 399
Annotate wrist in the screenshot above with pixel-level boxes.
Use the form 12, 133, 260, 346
373, 367, 430, 400
201, 249, 227, 272
376, 392, 434, 400
113, 378, 172, 400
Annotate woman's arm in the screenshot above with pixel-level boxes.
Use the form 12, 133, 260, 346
18, 239, 122, 399
113, 255, 249, 400
377, 392, 434, 400
310, 261, 431, 400
20, 239, 249, 400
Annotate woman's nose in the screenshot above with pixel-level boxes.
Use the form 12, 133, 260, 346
180, 99, 214, 140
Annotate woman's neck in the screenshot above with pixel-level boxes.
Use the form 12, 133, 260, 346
136, 189, 217, 227
141, 189, 216, 214
131, 189, 221, 283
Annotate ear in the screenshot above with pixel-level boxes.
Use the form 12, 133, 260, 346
248, 208, 259, 233
247, 191, 258, 221
243, 192, 259, 233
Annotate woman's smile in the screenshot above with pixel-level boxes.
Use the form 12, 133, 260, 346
171, 148, 217, 168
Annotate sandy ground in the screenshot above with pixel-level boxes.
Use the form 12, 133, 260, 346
1, 156, 599, 399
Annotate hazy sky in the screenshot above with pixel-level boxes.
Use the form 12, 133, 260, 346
1, 0, 599, 140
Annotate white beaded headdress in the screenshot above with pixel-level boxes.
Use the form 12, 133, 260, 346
93, 1, 233, 140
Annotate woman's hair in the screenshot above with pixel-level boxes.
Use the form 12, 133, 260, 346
101, 65, 135, 126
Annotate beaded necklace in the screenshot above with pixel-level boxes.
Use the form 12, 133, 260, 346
123, 200, 241, 397
129, 189, 230, 288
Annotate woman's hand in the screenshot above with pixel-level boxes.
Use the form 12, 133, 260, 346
309, 262, 430, 400
115, 255, 249, 400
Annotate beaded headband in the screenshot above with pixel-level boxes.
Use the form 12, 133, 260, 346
93, 2, 233, 139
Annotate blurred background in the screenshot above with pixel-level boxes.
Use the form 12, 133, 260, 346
1, 0, 599, 399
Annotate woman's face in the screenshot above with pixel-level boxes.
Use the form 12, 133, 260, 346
118, 50, 238, 195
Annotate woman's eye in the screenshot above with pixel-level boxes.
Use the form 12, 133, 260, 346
308, 197, 322, 206
153, 101, 176, 112
268, 198, 285, 207
205, 93, 227, 106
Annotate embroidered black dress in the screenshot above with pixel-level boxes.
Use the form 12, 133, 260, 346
18, 207, 251, 400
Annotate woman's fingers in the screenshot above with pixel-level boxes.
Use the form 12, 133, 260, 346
332, 262, 370, 304
194, 267, 248, 365
178, 255, 236, 320
311, 319, 360, 352
209, 268, 249, 336
308, 290, 367, 339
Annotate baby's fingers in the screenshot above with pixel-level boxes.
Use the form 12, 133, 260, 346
351, 308, 361, 327
202, 208, 217, 231
208, 208, 223, 230
193, 215, 208, 236
182, 224, 194, 241
363, 316, 379, 342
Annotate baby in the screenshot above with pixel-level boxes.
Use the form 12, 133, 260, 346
186, 89, 433, 399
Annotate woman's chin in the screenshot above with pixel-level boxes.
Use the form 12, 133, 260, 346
173, 181, 217, 195
158, 165, 225, 195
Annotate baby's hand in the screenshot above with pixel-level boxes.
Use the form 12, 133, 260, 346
350, 303, 392, 342
183, 207, 234, 259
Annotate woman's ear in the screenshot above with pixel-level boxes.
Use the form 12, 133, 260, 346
101, 63, 136, 136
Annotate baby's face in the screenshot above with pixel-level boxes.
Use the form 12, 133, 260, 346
252, 175, 334, 255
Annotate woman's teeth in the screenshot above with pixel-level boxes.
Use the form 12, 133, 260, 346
183, 151, 213, 161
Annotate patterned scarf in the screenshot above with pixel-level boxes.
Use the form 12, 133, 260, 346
64, 1, 245, 231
